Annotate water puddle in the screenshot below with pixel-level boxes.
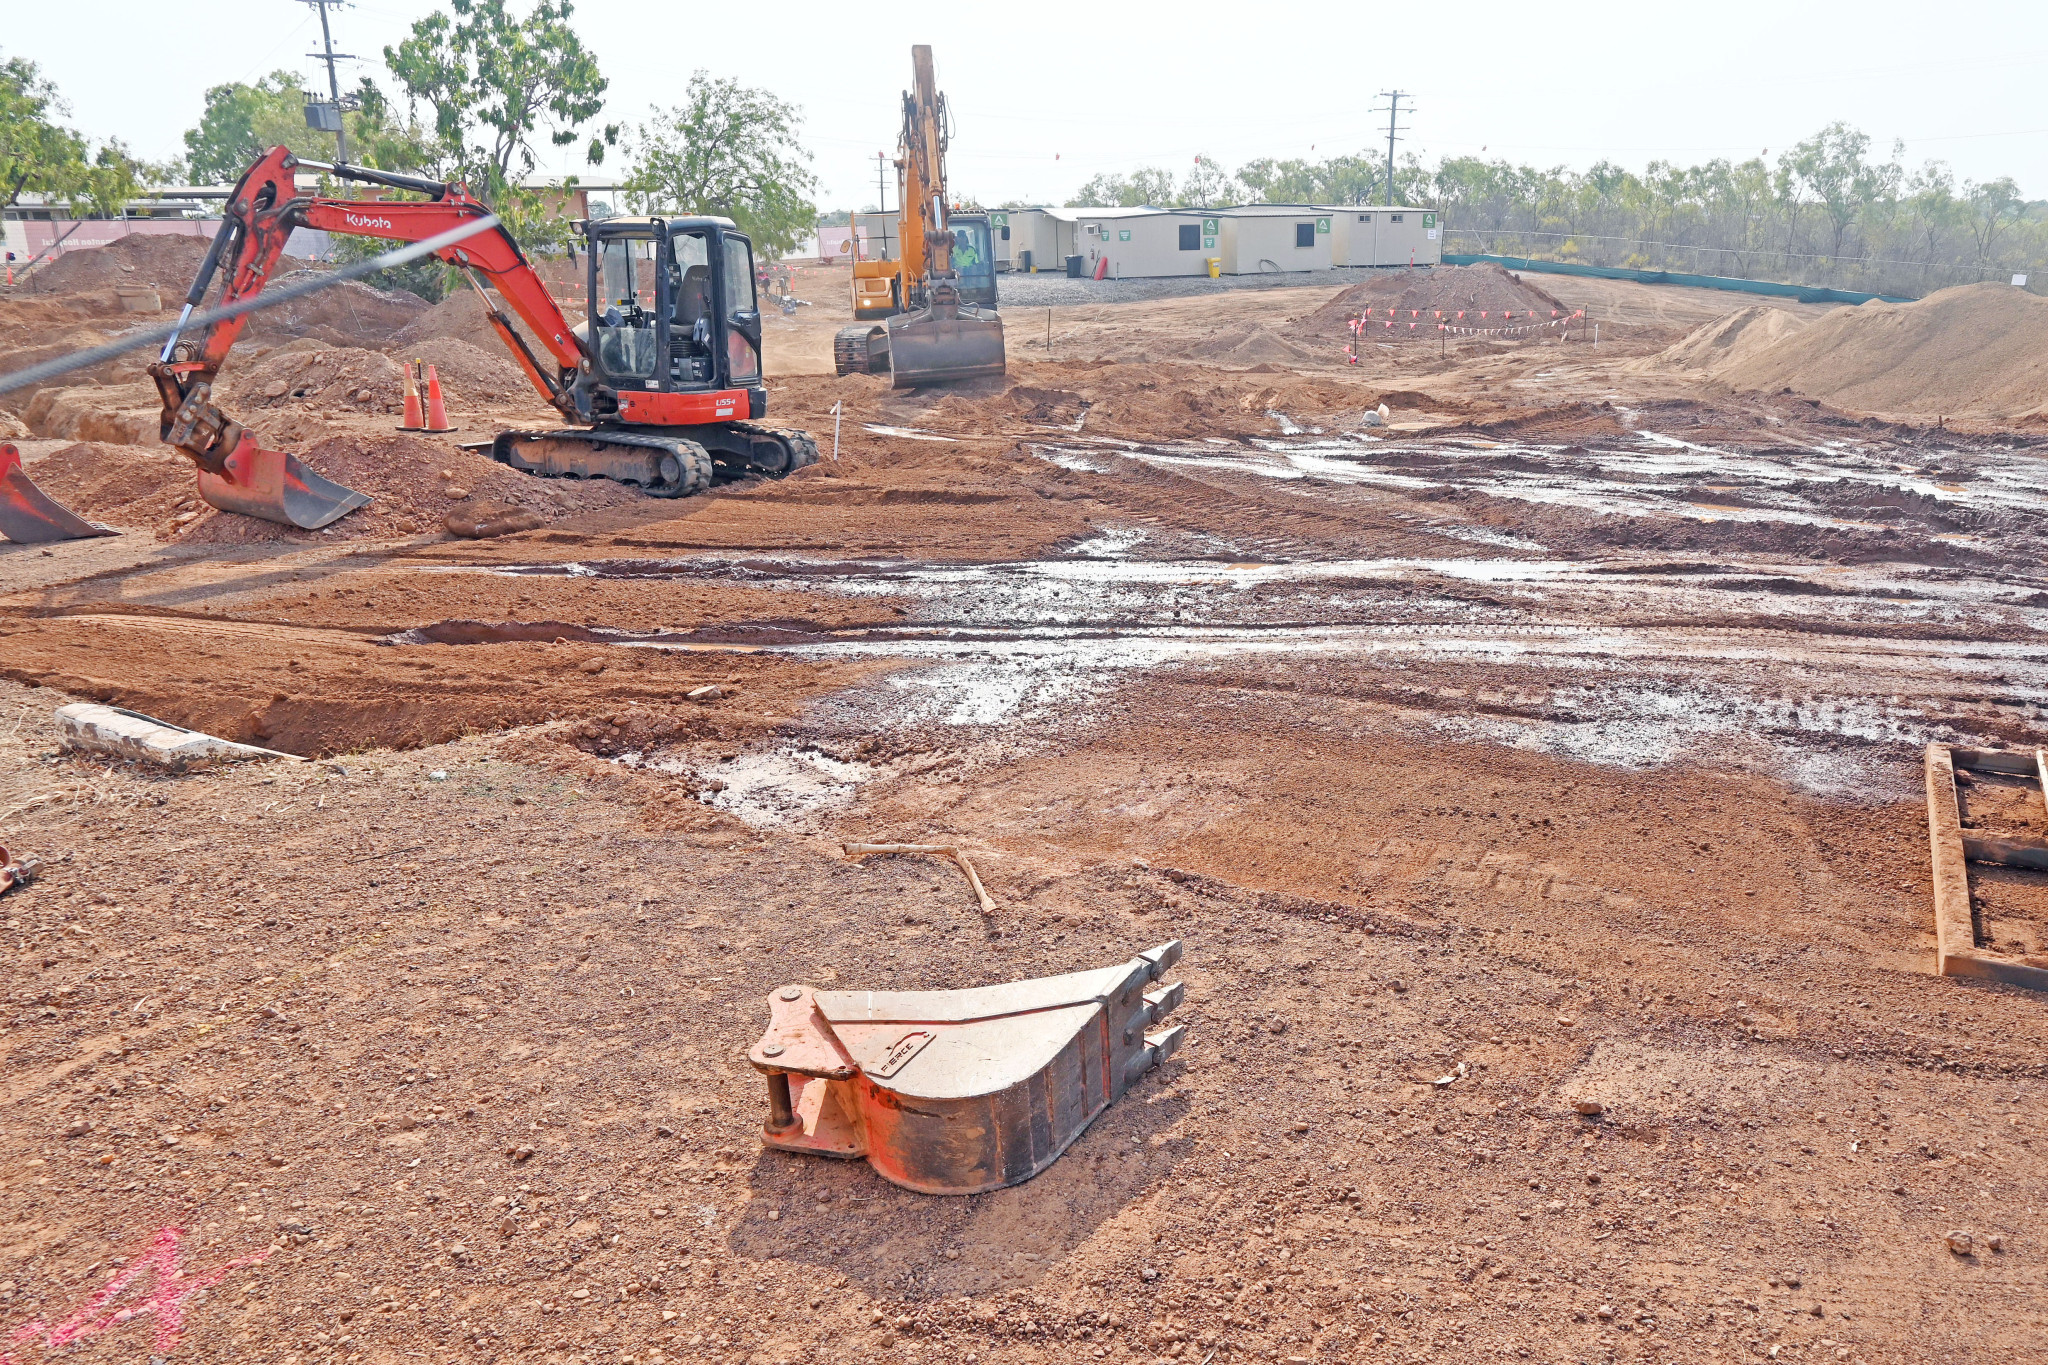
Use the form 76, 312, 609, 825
1024, 429, 2048, 549
864, 425, 959, 443
633, 744, 874, 825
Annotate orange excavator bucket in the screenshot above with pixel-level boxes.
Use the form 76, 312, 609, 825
0, 442, 116, 544
749, 941, 1186, 1194
194, 431, 370, 530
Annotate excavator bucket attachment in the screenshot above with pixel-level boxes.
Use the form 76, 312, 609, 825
0, 443, 116, 544
196, 431, 370, 530
883, 303, 1007, 389
749, 941, 1186, 1195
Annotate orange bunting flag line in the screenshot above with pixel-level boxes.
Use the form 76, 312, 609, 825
1456, 310, 1465, 319
1480, 311, 1488, 318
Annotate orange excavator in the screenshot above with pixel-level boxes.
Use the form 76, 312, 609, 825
3, 145, 816, 536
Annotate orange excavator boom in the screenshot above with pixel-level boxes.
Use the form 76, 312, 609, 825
146, 147, 583, 528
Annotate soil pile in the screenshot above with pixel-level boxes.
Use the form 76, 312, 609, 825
1644, 304, 1807, 372
177, 428, 638, 546
1300, 263, 1569, 333
389, 286, 547, 357
9, 441, 196, 532
1711, 282, 2048, 421
1183, 326, 1325, 367
222, 344, 407, 416
19, 378, 161, 444
243, 271, 429, 348
28, 233, 224, 295
387, 336, 533, 409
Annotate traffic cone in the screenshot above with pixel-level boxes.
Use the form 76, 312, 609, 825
399, 361, 425, 430
422, 364, 456, 433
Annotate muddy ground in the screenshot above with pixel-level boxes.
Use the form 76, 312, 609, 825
2, 260, 2047, 1365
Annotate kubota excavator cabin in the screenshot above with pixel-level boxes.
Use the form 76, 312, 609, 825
141, 146, 814, 530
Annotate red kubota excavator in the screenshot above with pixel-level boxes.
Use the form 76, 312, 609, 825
62, 146, 816, 532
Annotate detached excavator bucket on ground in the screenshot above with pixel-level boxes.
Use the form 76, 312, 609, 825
749, 941, 1186, 1195
0, 442, 116, 544
194, 431, 370, 530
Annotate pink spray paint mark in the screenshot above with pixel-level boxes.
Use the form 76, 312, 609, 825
0, 1227, 271, 1362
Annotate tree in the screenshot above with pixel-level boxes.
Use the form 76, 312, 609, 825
1180, 155, 1241, 208
1067, 166, 1176, 208
1779, 122, 1898, 259
0, 53, 89, 207
182, 71, 438, 183
622, 72, 818, 258
385, 0, 618, 206
1239, 153, 1381, 205
1963, 176, 2025, 265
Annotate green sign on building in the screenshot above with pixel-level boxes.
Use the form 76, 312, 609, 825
1315, 217, 1331, 234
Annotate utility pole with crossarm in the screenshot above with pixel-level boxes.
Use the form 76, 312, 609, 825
1374, 90, 1412, 206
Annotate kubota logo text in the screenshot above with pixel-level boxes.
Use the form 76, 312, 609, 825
343, 212, 393, 230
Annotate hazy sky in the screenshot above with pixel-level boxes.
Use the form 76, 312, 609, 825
11, 1, 2048, 209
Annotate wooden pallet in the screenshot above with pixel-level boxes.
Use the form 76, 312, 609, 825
1925, 743, 2048, 990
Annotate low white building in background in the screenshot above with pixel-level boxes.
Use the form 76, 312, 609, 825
994, 204, 1440, 277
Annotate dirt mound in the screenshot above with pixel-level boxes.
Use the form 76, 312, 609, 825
222, 345, 406, 416
387, 335, 532, 409
28, 234, 221, 295
389, 287, 545, 356
9, 441, 195, 532
1712, 282, 2048, 421
1185, 324, 1325, 367
1300, 263, 1569, 334
19, 379, 161, 444
243, 271, 429, 348
176, 427, 639, 546
1643, 304, 1807, 372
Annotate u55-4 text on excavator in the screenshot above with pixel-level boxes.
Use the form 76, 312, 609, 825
834, 45, 1006, 390
130, 146, 816, 530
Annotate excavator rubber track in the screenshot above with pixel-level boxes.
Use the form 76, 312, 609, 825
489, 429, 714, 498
835, 324, 886, 378
724, 422, 821, 478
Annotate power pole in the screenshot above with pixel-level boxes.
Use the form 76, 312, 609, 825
302, 0, 355, 164
1373, 90, 1412, 205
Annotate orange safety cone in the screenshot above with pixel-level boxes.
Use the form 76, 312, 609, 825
398, 360, 426, 431
421, 364, 456, 433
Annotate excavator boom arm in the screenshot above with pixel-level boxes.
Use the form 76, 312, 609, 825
166, 147, 581, 415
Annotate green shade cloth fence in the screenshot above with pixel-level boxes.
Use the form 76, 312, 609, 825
1441, 252, 1913, 306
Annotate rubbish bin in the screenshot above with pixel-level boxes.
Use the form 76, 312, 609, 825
1205, 257, 1221, 279
1065, 254, 1084, 279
